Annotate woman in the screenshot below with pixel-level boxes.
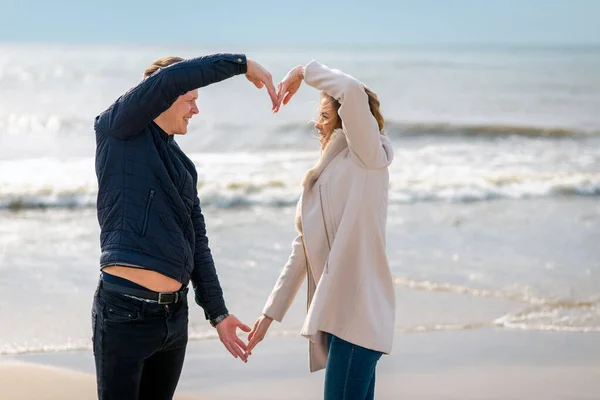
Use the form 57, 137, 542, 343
247, 60, 395, 400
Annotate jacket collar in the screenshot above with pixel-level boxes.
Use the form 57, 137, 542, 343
152, 121, 175, 143
302, 129, 348, 190
301, 128, 395, 190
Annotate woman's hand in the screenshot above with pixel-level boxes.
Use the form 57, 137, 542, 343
275, 65, 305, 113
247, 314, 274, 354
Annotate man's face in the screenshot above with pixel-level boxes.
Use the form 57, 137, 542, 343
157, 89, 199, 135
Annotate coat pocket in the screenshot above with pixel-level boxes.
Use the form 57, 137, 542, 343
141, 189, 155, 237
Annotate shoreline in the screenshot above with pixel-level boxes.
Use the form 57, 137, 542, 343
3, 329, 600, 400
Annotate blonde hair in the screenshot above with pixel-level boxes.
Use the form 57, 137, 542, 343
143, 56, 184, 79
320, 85, 385, 148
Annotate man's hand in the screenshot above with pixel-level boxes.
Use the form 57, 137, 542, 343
247, 314, 273, 354
245, 59, 278, 112
275, 65, 304, 113
215, 315, 251, 363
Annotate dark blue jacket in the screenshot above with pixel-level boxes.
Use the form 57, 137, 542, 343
94, 53, 247, 319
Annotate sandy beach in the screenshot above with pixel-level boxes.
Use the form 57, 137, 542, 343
2, 329, 599, 400
0, 362, 205, 400
0, 363, 210, 400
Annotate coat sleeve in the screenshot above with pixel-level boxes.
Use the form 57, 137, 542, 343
95, 54, 247, 140
262, 234, 307, 322
190, 195, 228, 320
303, 60, 388, 169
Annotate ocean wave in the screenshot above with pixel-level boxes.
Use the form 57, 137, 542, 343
268, 120, 596, 138
384, 121, 595, 137
0, 183, 300, 211
0, 341, 91, 356
2, 278, 598, 356
494, 305, 600, 333
4, 313, 598, 356
1, 113, 596, 140
393, 277, 596, 307
0, 329, 319, 356
1, 174, 599, 211
397, 323, 490, 333
395, 276, 600, 333
388, 174, 600, 204
395, 315, 600, 334
0, 114, 90, 136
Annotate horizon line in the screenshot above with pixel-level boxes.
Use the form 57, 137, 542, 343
1, 40, 599, 49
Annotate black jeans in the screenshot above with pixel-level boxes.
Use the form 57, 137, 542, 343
92, 283, 189, 400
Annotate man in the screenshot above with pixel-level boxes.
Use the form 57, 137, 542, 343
92, 53, 277, 399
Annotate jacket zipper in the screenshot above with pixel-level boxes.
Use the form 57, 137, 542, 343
319, 185, 331, 273
141, 189, 155, 236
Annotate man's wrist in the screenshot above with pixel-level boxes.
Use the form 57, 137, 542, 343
210, 313, 230, 328
244, 58, 252, 75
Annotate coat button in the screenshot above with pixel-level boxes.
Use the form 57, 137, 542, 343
237, 58, 242, 63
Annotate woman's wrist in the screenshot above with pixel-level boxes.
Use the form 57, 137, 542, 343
297, 65, 305, 80
262, 313, 274, 322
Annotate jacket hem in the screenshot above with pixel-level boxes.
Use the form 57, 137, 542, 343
100, 248, 189, 285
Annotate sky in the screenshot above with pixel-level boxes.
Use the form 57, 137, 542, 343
0, 0, 598, 46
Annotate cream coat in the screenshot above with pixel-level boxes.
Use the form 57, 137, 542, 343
262, 60, 395, 372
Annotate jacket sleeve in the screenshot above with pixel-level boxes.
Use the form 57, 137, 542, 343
303, 60, 387, 169
190, 196, 228, 320
262, 234, 307, 322
95, 54, 247, 140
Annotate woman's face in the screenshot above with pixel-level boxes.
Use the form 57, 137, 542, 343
314, 95, 339, 137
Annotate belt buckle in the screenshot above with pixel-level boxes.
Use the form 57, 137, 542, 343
157, 291, 179, 304
158, 292, 170, 304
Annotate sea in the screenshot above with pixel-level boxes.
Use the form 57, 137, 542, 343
0, 43, 598, 356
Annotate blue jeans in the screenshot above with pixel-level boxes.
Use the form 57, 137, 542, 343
324, 334, 383, 400
92, 283, 189, 400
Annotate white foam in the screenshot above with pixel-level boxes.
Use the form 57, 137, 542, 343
1, 147, 598, 210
